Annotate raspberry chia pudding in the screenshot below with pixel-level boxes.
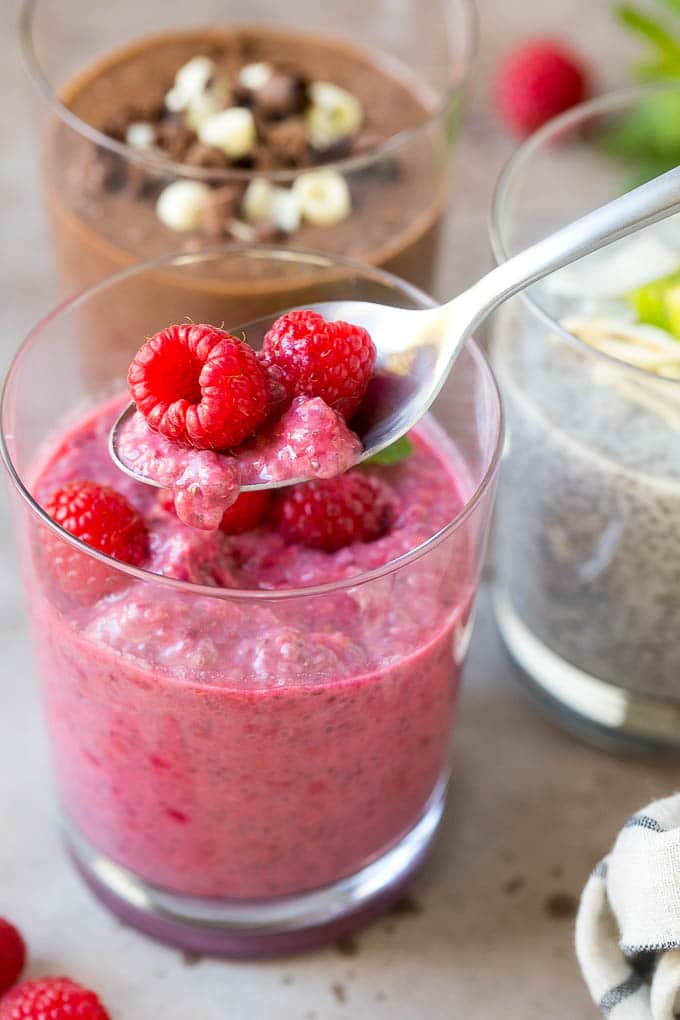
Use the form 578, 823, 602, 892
2, 254, 501, 954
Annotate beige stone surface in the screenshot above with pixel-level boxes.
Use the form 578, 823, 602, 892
0, 2, 677, 1018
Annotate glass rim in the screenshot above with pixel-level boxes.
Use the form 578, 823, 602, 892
489, 82, 680, 388
18, 0, 478, 185
0, 244, 503, 603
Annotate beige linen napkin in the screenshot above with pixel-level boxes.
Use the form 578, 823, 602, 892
576, 794, 680, 1019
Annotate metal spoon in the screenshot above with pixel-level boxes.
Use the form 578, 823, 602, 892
111, 165, 680, 490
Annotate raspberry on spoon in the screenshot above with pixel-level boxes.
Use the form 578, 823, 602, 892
273, 472, 391, 552
0, 977, 111, 1020
44, 480, 148, 602
128, 322, 270, 450
0, 919, 25, 997
260, 309, 376, 420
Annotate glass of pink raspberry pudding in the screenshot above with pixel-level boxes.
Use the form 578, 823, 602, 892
1, 248, 502, 957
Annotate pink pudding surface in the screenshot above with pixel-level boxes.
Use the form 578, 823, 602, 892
117, 396, 362, 530
29, 395, 477, 900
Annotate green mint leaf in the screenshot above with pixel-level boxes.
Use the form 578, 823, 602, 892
616, 3, 680, 59
365, 434, 414, 466
602, 93, 680, 159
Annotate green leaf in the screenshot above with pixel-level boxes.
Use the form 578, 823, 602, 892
365, 434, 414, 466
602, 93, 680, 159
616, 3, 680, 59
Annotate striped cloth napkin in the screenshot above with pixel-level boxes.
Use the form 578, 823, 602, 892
576, 794, 680, 1019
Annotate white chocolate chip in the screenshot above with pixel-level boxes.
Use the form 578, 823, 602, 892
242, 179, 302, 234
306, 81, 363, 150
165, 56, 215, 112
292, 169, 351, 226
238, 62, 274, 91
184, 78, 231, 132
125, 122, 156, 149
243, 178, 275, 223
270, 188, 302, 233
198, 107, 256, 160
156, 180, 211, 232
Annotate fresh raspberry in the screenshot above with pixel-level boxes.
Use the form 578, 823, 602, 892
219, 490, 272, 534
273, 472, 391, 552
128, 323, 270, 450
495, 39, 588, 136
0, 977, 110, 1020
0, 920, 25, 996
44, 480, 148, 602
157, 487, 271, 533
260, 309, 376, 420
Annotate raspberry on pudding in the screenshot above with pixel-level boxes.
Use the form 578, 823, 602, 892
119, 312, 375, 529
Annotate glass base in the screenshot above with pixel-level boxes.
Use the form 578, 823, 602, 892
61, 776, 446, 959
493, 586, 680, 756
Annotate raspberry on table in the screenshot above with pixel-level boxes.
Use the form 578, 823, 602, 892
128, 322, 271, 450
260, 309, 376, 420
495, 39, 588, 136
44, 480, 149, 603
273, 472, 391, 552
0, 977, 111, 1020
0, 919, 25, 997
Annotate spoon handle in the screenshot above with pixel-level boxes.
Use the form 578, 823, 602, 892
453, 163, 680, 340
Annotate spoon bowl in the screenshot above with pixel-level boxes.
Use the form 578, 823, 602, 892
111, 165, 680, 490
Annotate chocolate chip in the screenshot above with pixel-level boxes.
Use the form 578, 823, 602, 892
310, 136, 353, 163
202, 184, 244, 237
254, 73, 307, 120
251, 144, 279, 171
184, 142, 229, 169
265, 117, 310, 167
129, 97, 166, 124
254, 222, 287, 243
156, 117, 197, 161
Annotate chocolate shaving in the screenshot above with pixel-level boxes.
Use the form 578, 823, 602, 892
265, 117, 310, 167
202, 184, 245, 237
253, 73, 307, 120
184, 142, 229, 169
155, 117, 197, 162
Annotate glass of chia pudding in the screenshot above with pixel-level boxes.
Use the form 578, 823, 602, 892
20, 0, 475, 312
1, 248, 502, 957
490, 86, 680, 753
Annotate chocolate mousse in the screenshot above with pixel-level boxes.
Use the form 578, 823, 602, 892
46, 27, 450, 323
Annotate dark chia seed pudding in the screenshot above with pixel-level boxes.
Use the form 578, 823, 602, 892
492, 298, 680, 702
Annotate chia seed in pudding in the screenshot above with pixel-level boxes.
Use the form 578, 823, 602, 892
493, 301, 680, 700
30, 397, 479, 900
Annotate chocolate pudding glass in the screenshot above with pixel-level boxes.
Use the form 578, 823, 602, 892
21, 0, 474, 315
490, 87, 680, 754
1, 248, 502, 957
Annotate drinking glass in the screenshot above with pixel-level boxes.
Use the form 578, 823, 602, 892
490, 86, 680, 753
20, 0, 475, 307
1, 248, 501, 956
